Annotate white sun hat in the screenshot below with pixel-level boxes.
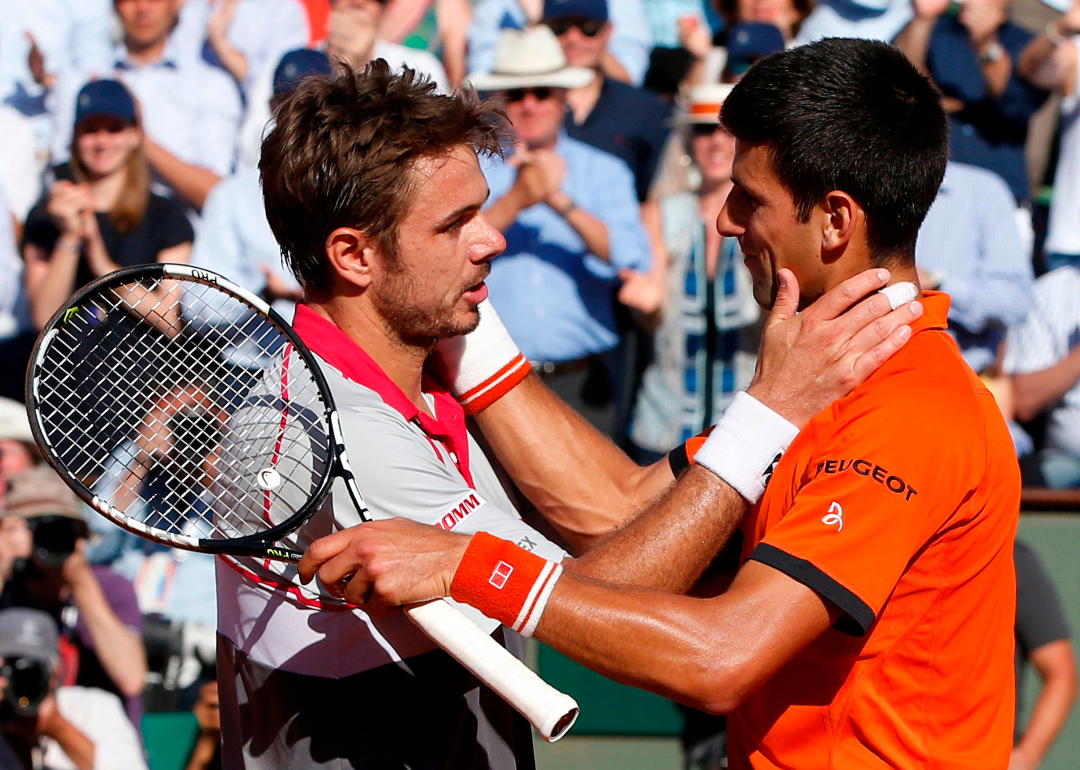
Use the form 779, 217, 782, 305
674, 83, 736, 125
466, 26, 596, 92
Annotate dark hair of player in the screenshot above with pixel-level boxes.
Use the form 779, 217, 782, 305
720, 39, 949, 267
260, 60, 507, 293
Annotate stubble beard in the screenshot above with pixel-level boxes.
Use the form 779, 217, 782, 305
373, 270, 481, 347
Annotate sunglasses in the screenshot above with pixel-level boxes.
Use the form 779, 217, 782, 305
504, 87, 555, 103
545, 18, 605, 37
690, 122, 724, 137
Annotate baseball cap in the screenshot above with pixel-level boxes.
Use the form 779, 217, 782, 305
542, 0, 608, 22
4, 466, 83, 521
0, 398, 33, 444
273, 48, 333, 98
726, 23, 786, 76
467, 26, 596, 91
74, 80, 137, 129
0, 609, 59, 665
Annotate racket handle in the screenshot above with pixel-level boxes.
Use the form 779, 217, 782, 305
404, 599, 579, 742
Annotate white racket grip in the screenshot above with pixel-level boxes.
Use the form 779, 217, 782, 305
404, 599, 580, 741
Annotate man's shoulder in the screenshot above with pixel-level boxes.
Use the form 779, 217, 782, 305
599, 78, 669, 115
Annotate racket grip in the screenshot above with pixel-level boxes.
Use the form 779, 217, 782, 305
404, 599, 579, 742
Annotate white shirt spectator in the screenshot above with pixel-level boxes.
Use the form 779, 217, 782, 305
794, 0, 914, 46
1044, 37, 1080, 262
1004, 266, 1080, 462
51, 42, 243, 199
172, 0, 311, 97
43, 686, 149, 770
0, 182, 32, 342
0, 0, 114, 153
0, 106, 43, 222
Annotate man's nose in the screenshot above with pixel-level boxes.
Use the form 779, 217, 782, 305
716, 196, 742, 238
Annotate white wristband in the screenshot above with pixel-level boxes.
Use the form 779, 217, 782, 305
430, 300, 531, 413
693, 391, 800, 503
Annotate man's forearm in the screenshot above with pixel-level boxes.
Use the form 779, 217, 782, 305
46, 714, 94, 770
894, 17, 937, 75
1012, 345, 1080, 421
71, 580, 147, 698
474, 375, 674, 552
484, 189, 527, 233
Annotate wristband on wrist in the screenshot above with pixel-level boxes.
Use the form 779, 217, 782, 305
431, 300, 531, 414
450, 532, 563, 638
556, 199, 576, 217
692, 391, 800, 503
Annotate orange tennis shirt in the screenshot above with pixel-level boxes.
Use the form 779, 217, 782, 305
727, 291, 1020, 769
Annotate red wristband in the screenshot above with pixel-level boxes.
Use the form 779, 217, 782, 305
459, 355, 531, 415
450, 532, 563, 637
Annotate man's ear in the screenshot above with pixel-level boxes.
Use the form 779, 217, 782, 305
324, 227, 376, 290
821, 190, 860, 252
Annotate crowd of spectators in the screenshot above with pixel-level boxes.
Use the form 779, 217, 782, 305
0, 0, 1076, 767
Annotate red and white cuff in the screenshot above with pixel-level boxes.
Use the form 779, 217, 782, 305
450, 532, 563, 638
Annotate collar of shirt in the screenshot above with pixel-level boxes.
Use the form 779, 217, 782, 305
292, 304, 475, 488
911, 290, 950, 334
114, 40, 181, 71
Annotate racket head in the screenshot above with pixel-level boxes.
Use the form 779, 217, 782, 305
26, 263, 340, 556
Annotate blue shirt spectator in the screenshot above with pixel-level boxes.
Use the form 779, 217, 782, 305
171, 0, 311, 97
482, 132, 651, 363
468, 0, 653, 86
915, 161, 1034, 373
924, 15, 1049, 202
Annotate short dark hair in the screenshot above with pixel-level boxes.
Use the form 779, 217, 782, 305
260, 61, 506, 292
721, 39, 949, 265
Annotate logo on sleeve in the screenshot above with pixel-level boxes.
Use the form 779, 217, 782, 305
815, 459, 918, 501
435, 491, 488, 531
822, 501, 844, 531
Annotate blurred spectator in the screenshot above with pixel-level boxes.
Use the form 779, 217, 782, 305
300, 0, 334, 44
0, 607, 146, 770
0, 398, 41, 504
639, 0, 711, 96
714, 0, 812, 41
0, 467, 147, 727
794, 0, 914, 44
545, 0, 672, 202
378, 0, 475, 86
1018, 0, 1080, 271
472, 26, 652, 434
1013, 540, 1077, 770
895, 0, 1050, 207
0, 106, 43, 225
198, 53, 316, 315
23, 80, 194, 333
915, 161, 1034, 374
184, 681, 221, 770
721, 22, 786, 80
326, 0, 451, 88
623, 84, 759, 462
0, 186, 35, 402
468, 0, 654, 86
172, 0, 311, 97
0, 0, 114, 157
1004, 265, 1080, 488
50, 0, 243, 213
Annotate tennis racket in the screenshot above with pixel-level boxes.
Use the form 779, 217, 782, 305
25, 263, 579, 741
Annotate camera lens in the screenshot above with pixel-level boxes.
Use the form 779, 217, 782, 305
29, 516, 88, 568
1, 658, 50, 716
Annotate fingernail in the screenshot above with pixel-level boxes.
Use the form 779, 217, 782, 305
877, 269, 890, 282
778, 272, 787, 288
898, 325, 911, 338
908, 300, 923, 316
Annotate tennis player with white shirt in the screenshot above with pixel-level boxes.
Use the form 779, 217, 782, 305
224, 60, 920, 769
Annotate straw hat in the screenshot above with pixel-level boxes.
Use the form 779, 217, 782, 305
467, 26, 596, 92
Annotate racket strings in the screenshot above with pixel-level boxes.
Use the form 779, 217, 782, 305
34, 277, 333, 547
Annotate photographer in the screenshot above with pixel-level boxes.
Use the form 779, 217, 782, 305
0, 468, 147, 727
0, 607, 146, 770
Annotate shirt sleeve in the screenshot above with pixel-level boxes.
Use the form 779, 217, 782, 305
1015, 539, 1071, 656
153, 196, 196, 254
582, 152, 653, 275
334, 398, 568, 564
93, 568, 145, 635
748, 401, 958, 635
